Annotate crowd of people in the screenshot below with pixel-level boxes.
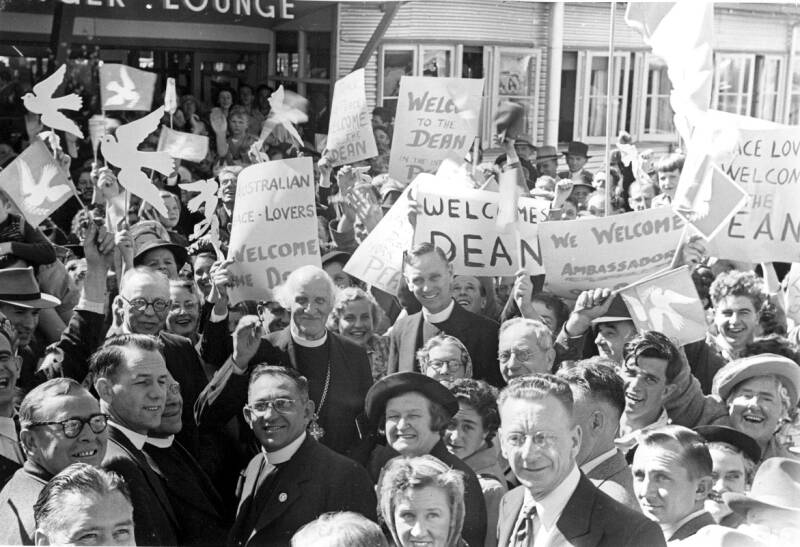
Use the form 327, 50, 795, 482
0, 66, 798, 547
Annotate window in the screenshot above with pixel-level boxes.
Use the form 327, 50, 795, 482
640, 55, 674, 137
714, 54, 755, 116
581, 52, 631, 142
380, 45, 457, 112
494, 48, 540, 141
420, 46, 454, 78
753, 55, 783, 121
789, 58, 800, 125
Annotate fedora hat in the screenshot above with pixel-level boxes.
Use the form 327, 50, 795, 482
564, 141, 590, 158
724, 457, 800, 516
591, 295, 632, 324
694, 425, 761, 463
0, 267, 60, 309
536, 145, 559, 162
321, 250, 351, 267
365, 371, 458, 426
712, 353, 800, 409
131, 221, 188, 270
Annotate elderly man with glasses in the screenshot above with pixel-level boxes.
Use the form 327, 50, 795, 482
0, 378, 109, 545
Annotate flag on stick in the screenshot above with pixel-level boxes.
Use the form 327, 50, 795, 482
99, 64, 157, 111
619, 265, 707, 346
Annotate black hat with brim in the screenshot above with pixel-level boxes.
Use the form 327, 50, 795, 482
694, 425, 761, 463
365, 372, 459, 426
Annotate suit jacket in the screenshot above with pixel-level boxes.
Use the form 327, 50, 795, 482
0, 460, 51, 545
368, 440, 487, 547
143, 439, 230, 546
0, 453, 21, 491
497, 474, 666, 547
228, 435, 377, 547
388, 301, 504, 387
195, 328, 373, 462
669, 511, 716, 542
584, 450, 639, 512
102, 426, 179, 547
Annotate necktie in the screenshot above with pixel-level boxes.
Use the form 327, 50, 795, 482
513, 504, 537, 547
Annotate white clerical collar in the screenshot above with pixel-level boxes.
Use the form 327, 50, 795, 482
661, 508, 707, 539
422, 299, 455, 323
0, 415, 17, 441
524, 463, 581, 531
290, 322, 328, 348
146, 435, 174, 449
110, 421, 148, 451
580, 447, 618, 475
262, 431, 306, 465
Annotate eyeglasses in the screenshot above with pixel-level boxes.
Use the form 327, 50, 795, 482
120, 295, 171, 314
427, 359, 463, 373
28, 413, 109, 438
498, 348, 533, 363
503, 431, 561, 449
246, 398, 298, 415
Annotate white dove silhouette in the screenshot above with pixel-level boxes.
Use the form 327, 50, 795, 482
641, 285, 699, 333
100, 106, 172, 217
261, 85, 308, 146
22, 65, 84, 139
179, 177, 219, 239
104, 66, 141, 109
17, 159, 69, 209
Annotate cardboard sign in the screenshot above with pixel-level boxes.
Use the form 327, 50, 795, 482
157, 126, 209, 163
414, 180, 547, 276
99, 64, 157, 111
389, 76, 484, 185
0, 140, 73, 226
619, 265, 707, 346
344, 177, 420, 294
704, 125, 800, 263
226, 157, 321, 303
326, 69, 378, 166
539, 207, 685, 300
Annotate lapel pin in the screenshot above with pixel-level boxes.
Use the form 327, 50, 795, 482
279, 492, 288, 502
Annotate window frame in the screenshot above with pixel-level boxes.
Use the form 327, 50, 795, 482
637, 52, 677, 141
577, 50, 631, 144
713, 53, 756, 117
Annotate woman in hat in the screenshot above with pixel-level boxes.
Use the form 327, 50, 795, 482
130, 221, 188, 280
378, 455, 467, 547
327, 287, 389, 382
417, 334, 472, 386
364, 372, 488, 547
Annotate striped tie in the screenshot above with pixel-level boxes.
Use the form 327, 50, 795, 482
513, 504, 536, 547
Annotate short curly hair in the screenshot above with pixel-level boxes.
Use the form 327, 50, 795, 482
710, 270, 767, 312
326, 287, 383, 334
417, 334, 473, 379
448, 379, 500, 445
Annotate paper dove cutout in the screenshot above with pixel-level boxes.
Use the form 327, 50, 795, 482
640, 285, 698, 333
178, 177, 224, 258
22, 64, 84, 139
18, 159, 69, 209
261, 85, 308, 146
105, 65, 141, 109
100, 106, 172, 217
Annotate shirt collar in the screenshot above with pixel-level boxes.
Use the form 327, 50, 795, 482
0, 415, 17, 441
110, 422, 148, 450
290, 322, 328, 348
662, 508, 708, 539
262, 431, 306, 465
617, 409, 669, 451
146, 435, 174, 449
524, 463, 581, 530
580, 447, 618, 475
422, 299, 455, 323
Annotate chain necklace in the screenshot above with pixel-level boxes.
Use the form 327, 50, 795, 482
308, 356, 331, 441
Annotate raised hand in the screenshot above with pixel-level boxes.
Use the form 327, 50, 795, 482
232, 315, 263, 371
564, 287, 616, 337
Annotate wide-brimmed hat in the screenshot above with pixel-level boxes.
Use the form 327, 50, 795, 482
712, 353, 800, 409
131, 221, 188, 270
591, 295, 632, 324
0, 267, 61, 309
321, 250, 351, 267
694, 425, 761, 463
365, 372, 458, 425
564, 141, 590, 158
536, 145, 559, 162
724, 457, 800, 516
570, 179, 596, 192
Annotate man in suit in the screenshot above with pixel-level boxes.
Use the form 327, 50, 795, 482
229, 364, 377, 547
0, 310, 23, 487
196, 265, 373, 463
143, 377, 230, 546
632, 425, 716, 542
388, 243, 503, 386
496, 374, 664, 546
92, 333, 180, 546
558, 358, 639, 511
0, 378, 108, 545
